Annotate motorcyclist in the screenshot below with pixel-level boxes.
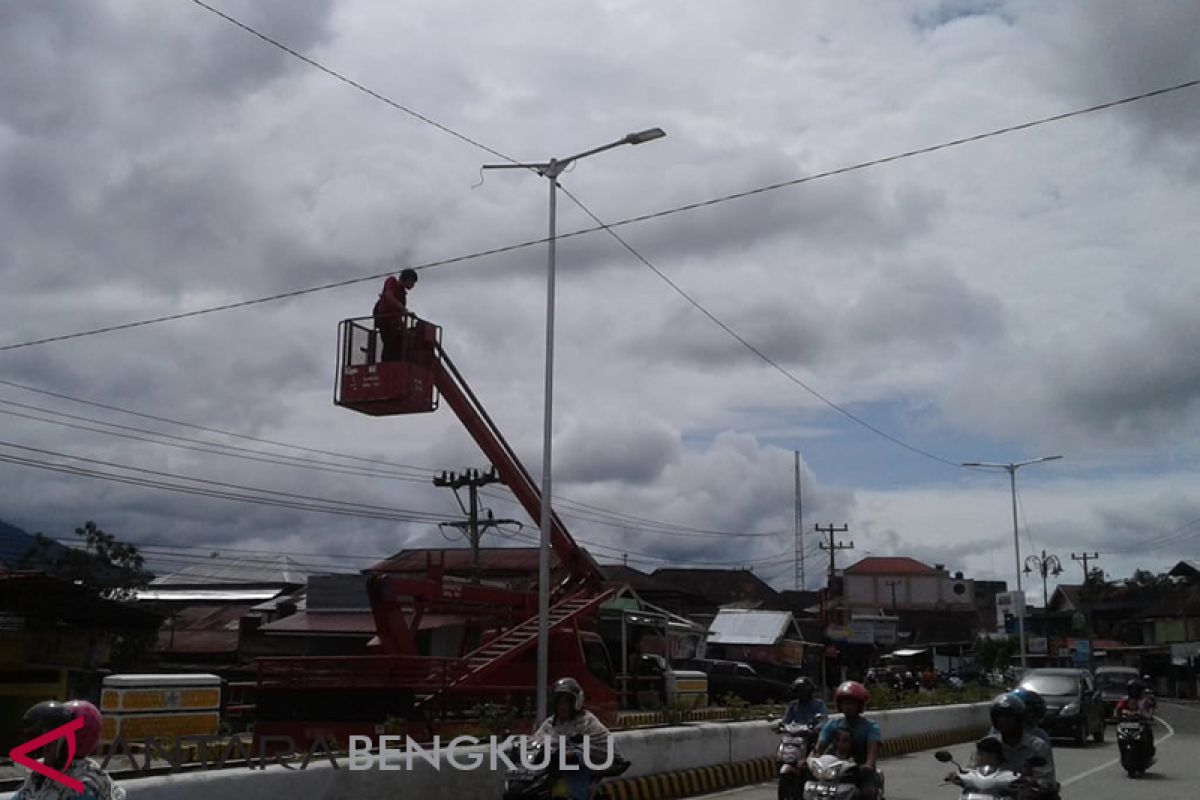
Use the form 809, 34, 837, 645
1115, 679, 1156, 757
1011, 688, 1052, 746
13, 699, 125, 800
983, 693, 1058, 798
779, 677, 827, 791
813, 681, 882, 800
532, 677, 619, 800
1139, 674, 1158, 714
782, 677, 828, 726
945, 736, 1005, 786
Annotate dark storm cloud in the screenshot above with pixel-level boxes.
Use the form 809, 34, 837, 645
1014, 0, 1200, 158
640, 262, 1005, 371
1038, 292, 1200, 445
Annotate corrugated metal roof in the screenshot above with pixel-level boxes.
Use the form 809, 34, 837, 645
155, 604, 253, 655
258, 612, 379, 636
370, 547, 557, 574
149, 555, 321, 586
137, 588, 283, 602
706, 609, 794, 645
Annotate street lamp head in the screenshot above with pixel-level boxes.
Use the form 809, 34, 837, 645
624, 127, 666, 145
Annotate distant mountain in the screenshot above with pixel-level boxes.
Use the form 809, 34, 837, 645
0, 518, 68, 570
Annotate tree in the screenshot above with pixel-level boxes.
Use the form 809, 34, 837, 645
20, 520, 152, 600
974, 635, 1016, 672
1079, 567, 1110, 603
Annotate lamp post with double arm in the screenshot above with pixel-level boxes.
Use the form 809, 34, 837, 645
961, 455, 1062, 669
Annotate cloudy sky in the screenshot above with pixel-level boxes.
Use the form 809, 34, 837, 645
2, 0, 1198, 602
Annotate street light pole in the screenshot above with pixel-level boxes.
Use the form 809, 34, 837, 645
963, 455, 1062, 670
482, 128, 665, 724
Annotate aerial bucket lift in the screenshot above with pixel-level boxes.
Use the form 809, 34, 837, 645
250, 314, 620, 748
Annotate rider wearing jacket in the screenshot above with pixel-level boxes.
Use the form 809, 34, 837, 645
532, 677, 618, 800
1115, 679, 1156, 757
982, 693, 1058, 797
13, 700, 125, 800
1010, 688, 1052, 746
782, 677, 827, 725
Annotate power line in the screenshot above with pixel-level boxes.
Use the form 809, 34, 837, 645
0, 378, 435, 477
477, 487, 783, 539
0, 440, 447, 523
187, 0, 517, 165
0, 377, 783, 539
0, 402, 429, 484
2, 78, 1195, 354
558, 183, 965, 467
2, 398, 786, 541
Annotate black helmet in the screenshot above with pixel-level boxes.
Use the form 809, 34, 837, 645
1126, 679, 1145, 698
550, 677, 584, 712
22, 700, 74, 735
791, 677, 815, 698
1013, 688, 1046, 723
990, 693, 1026, 728
400, 268, 418, 284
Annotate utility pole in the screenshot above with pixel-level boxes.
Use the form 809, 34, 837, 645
816, 524, 852, 625
794, 451, 804, 591
885, 579, 901, 612
1071, 552, 1099, 581
433, 467, 515, 583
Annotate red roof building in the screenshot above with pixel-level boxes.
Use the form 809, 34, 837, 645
843, 557, 940, 576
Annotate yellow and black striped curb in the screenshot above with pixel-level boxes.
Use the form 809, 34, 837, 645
605, 757, 775, 800
601, 726, 988, 800
615, 708, 736, 729
880, 725, 989, 757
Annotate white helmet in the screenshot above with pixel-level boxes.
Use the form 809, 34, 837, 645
551, 677, 585, 711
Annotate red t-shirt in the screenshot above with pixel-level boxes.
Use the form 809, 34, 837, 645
374, 277, 407, 328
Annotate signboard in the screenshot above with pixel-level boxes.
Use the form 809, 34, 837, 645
775, 639, 805, 666
849, 620, 875, 645
1072, 639, 1091, 666
825, 625, 851, 642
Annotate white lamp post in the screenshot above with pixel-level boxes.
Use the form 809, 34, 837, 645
962, 455, 1062, 669
482, 128, 666, 723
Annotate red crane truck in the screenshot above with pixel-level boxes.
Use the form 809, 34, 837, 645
250, 314, 621, 750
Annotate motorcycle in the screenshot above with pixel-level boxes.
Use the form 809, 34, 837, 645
801, 754, 885, 800
774, 716, 825, 800
934, 750, 1055, 800
1116, 712, 1155, 778
501, 735, 630, 800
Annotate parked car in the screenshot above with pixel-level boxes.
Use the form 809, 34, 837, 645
1018, 668, 1105, 745
676, 658, 792, 705
1094, 666, 1140, 721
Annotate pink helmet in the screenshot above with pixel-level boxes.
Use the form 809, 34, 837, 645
63, 700, 103, 757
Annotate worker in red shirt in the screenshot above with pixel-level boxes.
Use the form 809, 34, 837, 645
373, 268, 418, 361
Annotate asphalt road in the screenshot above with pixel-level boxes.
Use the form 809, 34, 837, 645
688, 702, 1200, 800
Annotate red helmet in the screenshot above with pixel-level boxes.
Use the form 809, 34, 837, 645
835, 681, 869, 710
63, 700, 103, 757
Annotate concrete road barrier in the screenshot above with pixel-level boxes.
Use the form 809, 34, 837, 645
119, 702, 991, 799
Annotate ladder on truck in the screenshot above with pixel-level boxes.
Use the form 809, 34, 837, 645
414, 586, 616, 711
